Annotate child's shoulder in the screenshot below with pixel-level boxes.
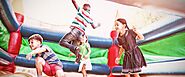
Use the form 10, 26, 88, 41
42, 45, 49, 48
41, 45, 52, 51
85, 42, 90, 48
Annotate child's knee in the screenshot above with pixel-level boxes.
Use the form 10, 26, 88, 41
56, 70, 64, 77
82, 64, 86, 69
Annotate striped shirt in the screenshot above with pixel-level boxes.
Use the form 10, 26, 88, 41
71, 7, 94, 32
36, 45, 63, 67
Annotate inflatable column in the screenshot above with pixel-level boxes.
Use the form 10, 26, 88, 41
5, 12, 24, 73
7, 12, 24, 58
108, 30, 118, 77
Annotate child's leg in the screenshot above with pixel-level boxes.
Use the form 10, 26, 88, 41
59, 32, 77, 52
59, 32, 81, 63
35, 57, 45, 77
125, 74, 130, 77
81, 64, 87, 77
55, 69, 64, 77
133, 73, 140, 77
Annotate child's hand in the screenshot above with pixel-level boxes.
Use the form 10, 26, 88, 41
26, 53, 32, 60
84, 55, 89, 59
132, 26, 137, 31
97, 23, 101, 27
68, 53, 74, 57
115, 57, 120, 64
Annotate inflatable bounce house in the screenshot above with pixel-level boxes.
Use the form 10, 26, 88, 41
0, 0, 185, 77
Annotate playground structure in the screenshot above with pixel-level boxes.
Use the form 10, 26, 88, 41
0, 0, 185, 77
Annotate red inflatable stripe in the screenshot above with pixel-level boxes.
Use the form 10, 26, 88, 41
108, 44, 119, 69
7, 30, 22, 56
0, 62, 16, 73
7, 12, 24, 57
15, 12, 24, 26
108, 30, 119, 70
110, 30, 118, 40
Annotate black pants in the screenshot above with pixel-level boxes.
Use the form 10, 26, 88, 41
59, 28, 84, 54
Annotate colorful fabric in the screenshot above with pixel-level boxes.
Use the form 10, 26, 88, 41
78, 43, 92, 72
79, 43, 89, 57
36, 45, 63, 67
78, 58, 92, 72
117, 30, 146, 73
71, 8, 94, 31
43, 63, 62, 76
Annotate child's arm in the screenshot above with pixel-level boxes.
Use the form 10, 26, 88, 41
115, 45, 125, 64
117, 46, 124, 58
72, 0, 79, 10
26, 47, 46, 60
91, 22, 101, 29
68, 53, 75, 57
30, 47, 46, 55
132, 26, 144, 40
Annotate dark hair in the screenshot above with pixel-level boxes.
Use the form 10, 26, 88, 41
28, 34, 43, 43
85, 35, 88, 43
83, 4, 91, 8
117, 18, 129, 29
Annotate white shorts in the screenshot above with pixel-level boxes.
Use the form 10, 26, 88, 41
78, 58, 92, 72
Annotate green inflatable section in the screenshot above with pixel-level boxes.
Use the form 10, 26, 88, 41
20, 39, 108, 64
140, 32, 185, 63
0, 21, 10, 50
0, 20, 9, 50
1, 20, 185, 65
118, 32, 185, 64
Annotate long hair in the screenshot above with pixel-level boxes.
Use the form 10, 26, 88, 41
116, 18, 129, 30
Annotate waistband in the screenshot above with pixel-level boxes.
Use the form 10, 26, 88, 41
70, 26, 85, 36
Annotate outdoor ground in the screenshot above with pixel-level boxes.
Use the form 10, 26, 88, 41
1, 59, 185, 77
1, 66, 185, 77
0, 66, 108, 77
